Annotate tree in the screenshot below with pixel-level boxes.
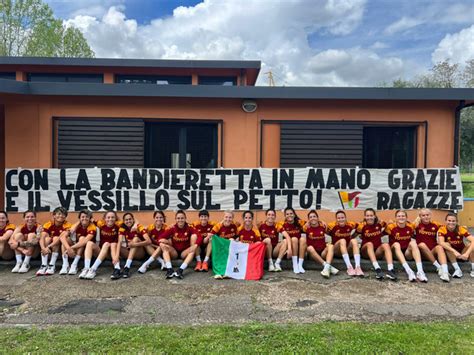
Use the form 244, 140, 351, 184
0, 0, 94, 57
387, 60, 474, 171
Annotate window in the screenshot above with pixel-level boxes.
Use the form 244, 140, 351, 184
0, 72, 15, 80
27, 73, 103, 83
115, 75, 191, 85
145, 122, 218, 168
198, 76, 236, 86
363, 127, 416, 168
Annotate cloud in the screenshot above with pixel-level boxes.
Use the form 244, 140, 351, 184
65, 0, 416, 86
432, 25, 474, 65
384, 17, 423, 35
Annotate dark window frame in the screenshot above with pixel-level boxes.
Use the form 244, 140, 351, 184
27, 73, 103, 83
198, 76, 237, 86
0, 72, 16, 80
115, 74, 192, 85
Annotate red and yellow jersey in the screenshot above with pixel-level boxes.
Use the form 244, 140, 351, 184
96, 220, 122, 244
386, 223, 415, 249
259, 222, 279, 247
415, 221, 441, 250
0, 223, 15, 236
147, 223, 168, 245
237, 226, 261, 244
119, 223, 148, 242
327, 221, 357, 244
212, 222, 238, 239
19, 223, 41, 236
303, 224, 327, 251
75, 223, 97, 240
192, 221, 216, 239
277, 219, 305, 239
357, 222, 386, 249
43, 221, 72, 238
438, 225, 470, 252
163, 223, 198, 252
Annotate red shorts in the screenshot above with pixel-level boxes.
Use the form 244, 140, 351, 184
361, 238, 382, 250
389, 238, 411, 250
306, 239, 326, 253
416, 238, 437, 251
450, 243, 465, 253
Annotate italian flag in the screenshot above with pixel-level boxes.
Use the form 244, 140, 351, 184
211, 236, 265, 280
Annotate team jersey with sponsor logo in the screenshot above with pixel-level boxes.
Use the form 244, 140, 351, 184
415, 221, 440, 250
327, 221, 357, 244
119, 224, 148, 242
96, 220, 122, 245
356, 222, 386, 249
0, 223, 15, 236
163, 223, 198, 252
19, 223, 41, 236
75, 223, 97, 240
259, 222, 279, 247
277, 219, 306, 239
43, 221, 72, 238
386, 223, 415, 249
303, 224, 327, 252
437, 225, 471, 252
211, 222, 238, 240
237, 226, 261, 244
147, 224, 168, 245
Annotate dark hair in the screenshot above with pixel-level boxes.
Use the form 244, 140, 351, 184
153, 210, 166, 222
445, 212, 459, 235
199, 210, 210, 217
335, 210, 346, 217
265, 209, 276, 215
123, 212, 134, 221
364, 208, 379, 225
78, 210, 92, 219
0, 211, 9, 224
307, 209, 319, 218
176, 210, 186, 217
103, 211, 118, 220
242, 210, 254, 219
23, 210, 36, 218
53, 207, 68, 217
284, 207, 301, 231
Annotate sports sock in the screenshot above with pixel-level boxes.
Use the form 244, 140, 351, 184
291, 256, 298, 271
41, 254, 48, 265
342, 253, 352, 268
204, 256, 209, 262
62, 254, 69, 267
84, 258, 91, 269
452, 262, 460, 271
50, 252, 59, 266
71, 255, 81, 267
143, 256, 155, 268
125, 259, 132, 268
114, 263, 121, 270
441, 264, 448, 273
402, 262, 412, 273
433, 261, 441, 269
156, 256, 164, 265
372, 261, 381, 270
387, 263, 394, 271
196, 255, 201, 262
15, 254, 23, 263
416, 262, 424, 273
180, 262, 188, 270
165, 261, 172, 269
91, 258, 102, 271
23, 255, 31, 265
354, 254, 361, 268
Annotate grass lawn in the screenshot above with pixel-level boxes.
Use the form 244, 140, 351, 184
461, 173, 474, 198
0, 321, 472, 353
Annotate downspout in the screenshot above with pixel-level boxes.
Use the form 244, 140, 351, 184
454, 100, 465, 166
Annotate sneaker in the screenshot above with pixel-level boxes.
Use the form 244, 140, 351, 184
174, 268, 184, 279
110, 268, 122, 280
36, 265, 47, 276
471, 270, 474, 278
299, 265, 306, 274
122, 267, 130, 279
268, 263, 275, 272
213, 274, 223, 279
68, 265, 78, 275
59, 265, 69, 275
330, 266, 339, 275
274, 264, 282, 272
452, 269, 463, 278
84, 268, 96, 280
166, 268, 175, 279
385, 269, 398, 281
138, 265, 147, 274
440, 271, 450, 282
194, 261, 202, 272
375, 268, 384, 280
407, 270, 416, 282
354, 266, 365, 277
201, 261, 209, 272
321, 267, 331, 279
437, 267, 443, 277
79, 268, 89, 279
11, 262, 22, 273
416, 271, 428, 283
19, 262, 30, 274
346, 266, 356, 276
45, 265, 56, 275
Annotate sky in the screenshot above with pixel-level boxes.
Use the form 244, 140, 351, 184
44, 0, 474, 86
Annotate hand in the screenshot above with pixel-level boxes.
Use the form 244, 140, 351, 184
67, 248, 76, 258
454, 251, 462, 259
459, 253, 469, 261
112, 257, 119, 265
41, 247, 51, 255
9, 239, 18, 249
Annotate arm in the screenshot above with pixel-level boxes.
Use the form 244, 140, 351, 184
0, 229, 13, 242
69, 221, 80, 234
39, 232, 51, 254
71, 233, 94, 250
438, 236, 461, 256
282, 231, 292, 257
130, 233, 152, 248
460, 236, 474, 260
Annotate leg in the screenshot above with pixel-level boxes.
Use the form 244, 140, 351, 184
291, 237, 299, 273
297, 237, 307, 273
263, 238, 275, 271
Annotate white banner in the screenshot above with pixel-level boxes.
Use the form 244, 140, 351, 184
4, 168, 463, 212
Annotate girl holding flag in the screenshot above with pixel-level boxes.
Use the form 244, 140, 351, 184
259, 209, 291, 272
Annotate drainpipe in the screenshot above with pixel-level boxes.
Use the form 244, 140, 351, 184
454, 100, 465, 166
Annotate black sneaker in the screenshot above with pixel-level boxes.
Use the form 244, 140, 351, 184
174, 268, 184, 279
122, 267, 130, 279
111, 268, 122, 280
166, 268, 174, 279
386, 269, 398, 281
375, 268, 384, 280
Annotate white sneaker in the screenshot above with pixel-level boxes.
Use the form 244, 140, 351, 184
274, 264, 282, 272
138, 265, 147, 274
293, 266, 300, 274
36, 265, 48, 276
299, 265, 306, 274
330, 266, 339, 275
18, 262, 30, 273
437, 267, 443, 277
452, 269, 463, 278
321, 267, 331, 278
59, 265, 69, 275
11, 262, 22, 273
416, 271, 428, 283
440, 271, 450, 282
45, 265, 56, 275
471, 270, 474, 278
84, 268, 96, 280
407, 270, 416, 282
79, 268, 89, 279
68, 265, 78, 275
268, 263, 275, 272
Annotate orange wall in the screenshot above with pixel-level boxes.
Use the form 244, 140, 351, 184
1, 95, 459, 225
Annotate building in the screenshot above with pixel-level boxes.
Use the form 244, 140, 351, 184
1, 57, 473, 225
